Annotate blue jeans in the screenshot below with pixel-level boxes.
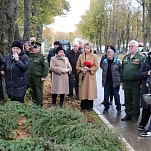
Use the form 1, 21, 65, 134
104, 83, 121, 111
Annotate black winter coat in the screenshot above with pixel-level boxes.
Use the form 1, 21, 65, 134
138, 56, 151, 108
5, 50, 28, 98
47, 48, 56, 67
66, 50, 82, 77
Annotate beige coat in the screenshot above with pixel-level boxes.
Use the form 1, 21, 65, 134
50, 56, 72, 94
76, 52, 99, 100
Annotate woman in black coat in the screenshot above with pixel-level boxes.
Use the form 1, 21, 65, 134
4, 41, 28, 103
138, 52, 151, 131
0, 53, 5, 100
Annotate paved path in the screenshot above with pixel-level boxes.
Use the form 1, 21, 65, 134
94, 62, 151, 151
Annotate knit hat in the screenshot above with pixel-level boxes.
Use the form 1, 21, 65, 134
55, 47, 65, 54
12, 41, 23, 50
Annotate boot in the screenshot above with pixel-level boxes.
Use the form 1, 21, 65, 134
52, 94, 57, 106
60, 94, 65, 108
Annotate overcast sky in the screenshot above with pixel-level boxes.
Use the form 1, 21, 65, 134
50, 0, 90, 32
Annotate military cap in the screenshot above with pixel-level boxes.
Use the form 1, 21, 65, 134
31, 42, 41, 48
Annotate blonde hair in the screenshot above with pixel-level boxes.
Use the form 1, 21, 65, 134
84, 43, 92, 52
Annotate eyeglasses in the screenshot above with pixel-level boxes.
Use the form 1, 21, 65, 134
129, 46, 134, 48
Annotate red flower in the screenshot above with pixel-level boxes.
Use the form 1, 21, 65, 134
78, 61, 93, 87
84, 61, 93, 68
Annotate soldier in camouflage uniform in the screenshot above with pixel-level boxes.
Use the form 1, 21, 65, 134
121, 40, 146, 123
28, 42, 49, 107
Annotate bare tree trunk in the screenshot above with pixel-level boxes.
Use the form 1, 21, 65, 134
0, 0, 17, 57
23, 0, 31, 41
14, 23, 22, 40
147, 3, 151, 50
142, 1, 147, 51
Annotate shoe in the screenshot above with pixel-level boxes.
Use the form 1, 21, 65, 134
103, 110, 109, 114
121, 115, 131, 121
138, 126, 145, 131
131, 118, 138, 123
101, 100, 104, 104
139, 131, 151, 137
109, 102, 112, 105
117, 110, 121, 115
68, 95, 73, 99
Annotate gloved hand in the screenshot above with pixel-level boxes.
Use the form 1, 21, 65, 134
62, 69, 69, 73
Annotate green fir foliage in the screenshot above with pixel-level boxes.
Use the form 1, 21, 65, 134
0, 101, 125, 151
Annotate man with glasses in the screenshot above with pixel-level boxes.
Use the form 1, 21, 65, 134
121, 40, 146, 123
28, 42, 49, 107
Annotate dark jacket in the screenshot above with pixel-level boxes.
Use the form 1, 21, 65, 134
5, 50, 28, 98
102, 56, 121, 87
66, 50, 82, 77
100, 54, 107, 69
47, 48, 56, 67
138, 55, 151, 108
0, 53, 5, 73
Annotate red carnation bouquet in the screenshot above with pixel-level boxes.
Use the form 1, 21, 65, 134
79, 61, 93, 86
84, 61, 93, 68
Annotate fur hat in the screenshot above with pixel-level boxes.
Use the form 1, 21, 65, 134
12, 41, 23, 50
55, 47, 65, 54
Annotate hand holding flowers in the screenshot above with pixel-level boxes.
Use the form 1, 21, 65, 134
78, 61, 93, 86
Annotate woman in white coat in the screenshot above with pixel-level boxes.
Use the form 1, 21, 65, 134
50, 47, 72, 107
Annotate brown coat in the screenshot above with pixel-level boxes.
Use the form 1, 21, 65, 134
50, 56, 72, 94
76, 52, 99, 100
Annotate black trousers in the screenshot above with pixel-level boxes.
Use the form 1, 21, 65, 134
10, 96, 24, 103
139, 107, 151, 127
52, 94, 65, 106
80, 100, 93, 110
68, 73, 79, 98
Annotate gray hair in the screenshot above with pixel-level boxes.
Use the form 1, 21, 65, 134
107, 49, 114, 55
73, 42, 79, 47
30, 37, 36, 42
79, 40, 84, 43
129, 40, 138, 47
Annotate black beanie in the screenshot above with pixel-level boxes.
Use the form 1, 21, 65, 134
12, 41, 23, 50
56, 47, 65, 54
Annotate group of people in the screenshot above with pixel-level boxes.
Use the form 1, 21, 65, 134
48, 40, 98, 110
0, 37, 49, 107
1, 38, 151, 137
101, 40, 151, 137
